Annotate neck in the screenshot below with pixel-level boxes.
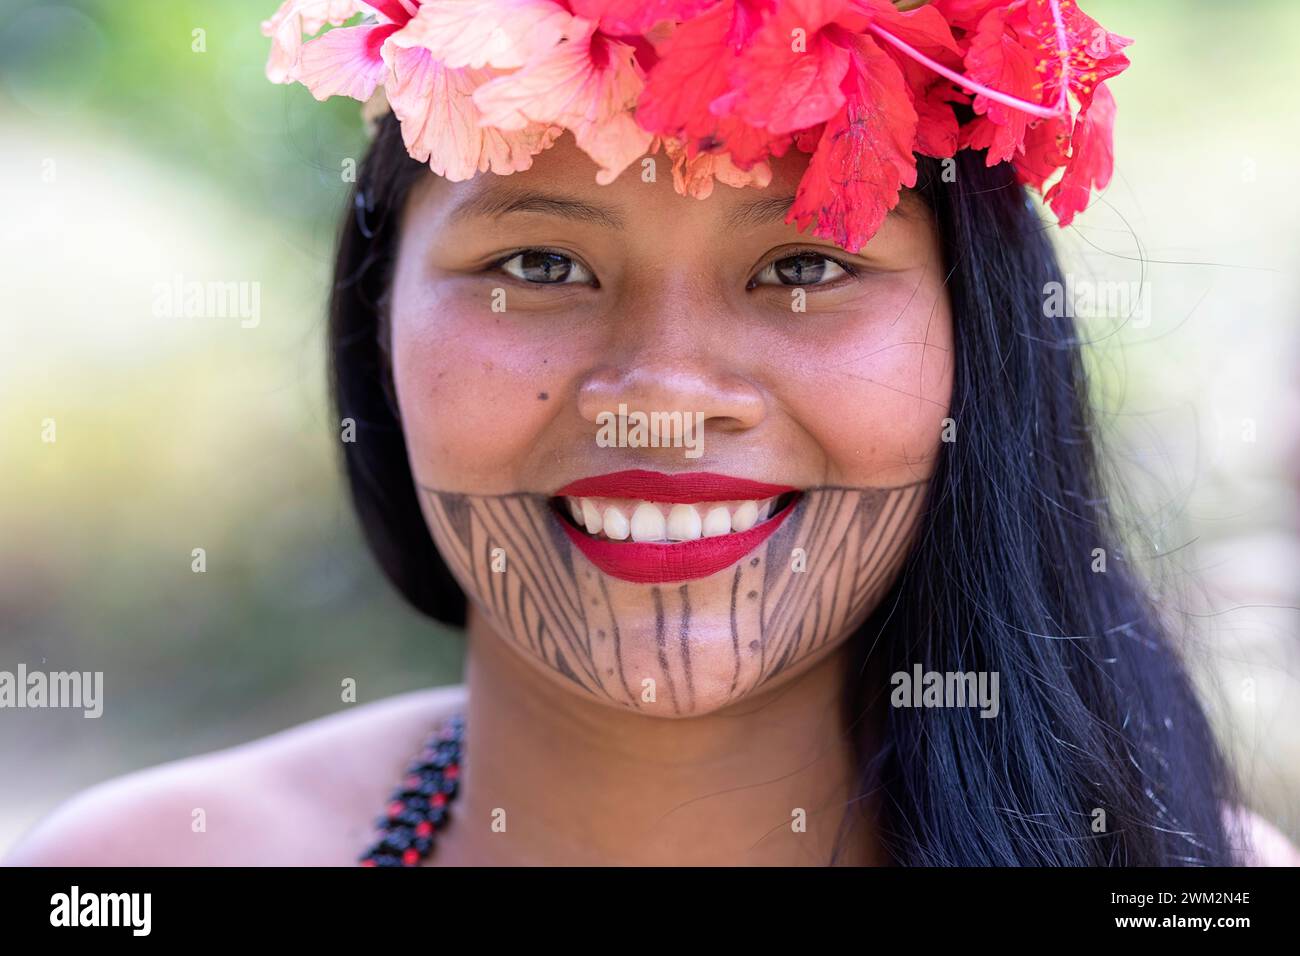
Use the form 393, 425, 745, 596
451, 605, 877, 866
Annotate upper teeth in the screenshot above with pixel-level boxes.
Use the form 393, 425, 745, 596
564, 496, 780, 542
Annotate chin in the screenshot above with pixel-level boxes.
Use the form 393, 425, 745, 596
418, 480, 931, 714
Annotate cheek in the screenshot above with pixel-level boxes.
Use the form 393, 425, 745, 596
779, 276, 954, 485
390, 280, 572, 491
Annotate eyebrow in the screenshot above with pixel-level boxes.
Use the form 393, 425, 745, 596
446, 187, 628, 230
726, 194, 801, 229
446, 184, 914, 234
725, 192, 915, 230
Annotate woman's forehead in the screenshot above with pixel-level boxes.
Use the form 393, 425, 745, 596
410, 132, 926, 244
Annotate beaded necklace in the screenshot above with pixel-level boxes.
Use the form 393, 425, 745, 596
359, 713, 464, 867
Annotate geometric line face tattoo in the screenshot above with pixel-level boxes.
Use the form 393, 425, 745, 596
417, 481, 928, 716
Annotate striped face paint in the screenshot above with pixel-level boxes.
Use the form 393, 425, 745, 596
417, 480, 928, 716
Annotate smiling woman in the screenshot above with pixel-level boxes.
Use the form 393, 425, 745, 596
6, 0, 1294, 872
305, 111, 1239, 867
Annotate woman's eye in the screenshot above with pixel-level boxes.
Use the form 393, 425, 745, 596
752, 253, 850, 287
496, 250, 594, 285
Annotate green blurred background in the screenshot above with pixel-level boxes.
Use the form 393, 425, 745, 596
1, 0, 1296, 853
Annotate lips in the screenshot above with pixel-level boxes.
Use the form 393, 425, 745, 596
552, 470, 800, 584
555, 470, 795, 503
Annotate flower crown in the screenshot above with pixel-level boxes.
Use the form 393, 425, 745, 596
263, 0, 1131, 253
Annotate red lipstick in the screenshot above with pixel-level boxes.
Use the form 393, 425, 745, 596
552, 471, 799, 584
554, 470, 794, 504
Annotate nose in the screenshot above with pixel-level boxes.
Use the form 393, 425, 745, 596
576, 321, 767, 434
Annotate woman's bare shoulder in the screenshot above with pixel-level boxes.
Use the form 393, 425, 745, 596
3, 684, 467, 866
1228, 807, 1300, 867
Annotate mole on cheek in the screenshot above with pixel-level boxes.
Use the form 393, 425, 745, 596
538, 392, 549, 401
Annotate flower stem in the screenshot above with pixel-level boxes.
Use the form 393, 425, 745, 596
867, 22, 1068, 120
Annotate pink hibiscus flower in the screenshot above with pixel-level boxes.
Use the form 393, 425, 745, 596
397, 0, 665, 185
265, 0, 567, 181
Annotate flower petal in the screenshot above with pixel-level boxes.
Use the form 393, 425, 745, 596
572, 108, 656, 185
472, 24, 652, 183
960, 3, 1037, 163
1044, 82, 1115, 225
472, 22, 639, 129
882, 49, 963, 160
296, 23, 398, 101
636, 0, 787, 168
1013, 115, 1069, 190
730, 0, 853, 135
569, 0, 719, 36
1019, 0, 1132, 111
261, 0, 364, 83
662, 137, 773, 198
788, 33, 917, 252
862, 0, 964, 63
392, 0, 575, 70
385, 43, 564, 180
636, 1, 734, 143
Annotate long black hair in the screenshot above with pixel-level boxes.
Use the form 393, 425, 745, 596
330, 114, 1237, 865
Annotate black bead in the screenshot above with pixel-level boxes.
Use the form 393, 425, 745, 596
361, 715, 465, 867
378, 832, 413, 853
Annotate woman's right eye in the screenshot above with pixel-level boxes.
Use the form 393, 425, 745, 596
495, 250, 595, 285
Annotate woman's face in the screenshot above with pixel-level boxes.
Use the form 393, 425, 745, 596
389, 136, 953, 716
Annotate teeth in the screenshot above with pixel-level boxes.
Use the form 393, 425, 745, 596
562, 495, 788, 542
581, 499, 603, 535
667, 504, 702, 541
630, 502, 667, 542
731, 500, 758, 532
702, 506, 731, 537
602, 506, 629, 540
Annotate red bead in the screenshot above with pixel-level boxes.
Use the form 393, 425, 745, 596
360, 716, 465, 867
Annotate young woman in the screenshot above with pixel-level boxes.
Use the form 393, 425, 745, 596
8, 0, 1296, 867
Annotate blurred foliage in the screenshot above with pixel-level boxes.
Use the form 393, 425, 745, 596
0, 0, 463, 811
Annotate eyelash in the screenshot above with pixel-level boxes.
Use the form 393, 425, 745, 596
486, 247, 598, 287
483, 247, 861, 290
747, 248, 861, 290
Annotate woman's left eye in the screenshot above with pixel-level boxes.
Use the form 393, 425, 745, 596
495, 250, 594, 285
751, 252, 852, 288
